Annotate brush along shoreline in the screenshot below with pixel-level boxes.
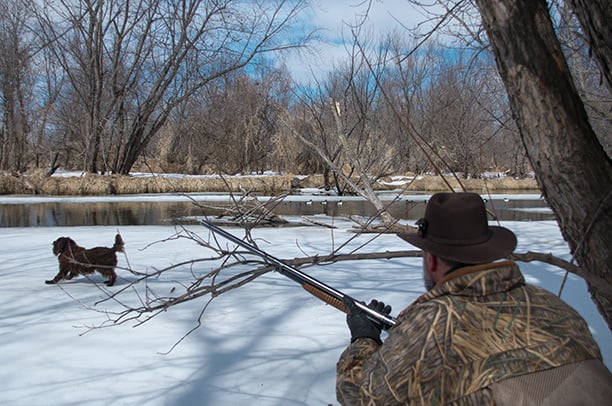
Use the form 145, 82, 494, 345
0, 171, 538, 196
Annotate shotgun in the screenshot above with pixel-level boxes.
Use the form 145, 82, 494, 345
201, 220, 397, 329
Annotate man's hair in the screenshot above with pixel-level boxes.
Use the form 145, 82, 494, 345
437, 256, 466, 271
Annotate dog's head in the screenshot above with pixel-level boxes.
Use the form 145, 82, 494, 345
52, 237, 78, 256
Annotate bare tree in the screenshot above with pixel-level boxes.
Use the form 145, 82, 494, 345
280, 29, 422, 228
34, 0, 311, 174
565, 0, 611, 91
282, 86, 401, 225
554, 0, 611, 155
285, 82, 345, 191
0, 0, 33, 172
473, 0, 612, 329
190, 68, 292, 175
395, 0, 611, 328
419, 52, 498, 177
380, 34, 434, 174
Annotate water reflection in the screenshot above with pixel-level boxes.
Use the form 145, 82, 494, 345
0, 196, 554, 227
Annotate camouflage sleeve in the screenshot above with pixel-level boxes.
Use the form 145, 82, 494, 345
335, 301, 444, 405
336, 337, 381, 405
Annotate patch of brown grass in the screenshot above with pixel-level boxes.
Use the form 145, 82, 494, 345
0, 172, 538, 196
0, 173, 29, 194
401, 175, 537, 193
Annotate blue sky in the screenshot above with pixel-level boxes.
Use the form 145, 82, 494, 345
284, 0, 435, 83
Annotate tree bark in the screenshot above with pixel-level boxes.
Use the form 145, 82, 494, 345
567, 0, 612, 90
474, 0, 612, 330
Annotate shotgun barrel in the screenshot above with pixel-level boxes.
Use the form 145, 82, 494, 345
201, 220, 397, 329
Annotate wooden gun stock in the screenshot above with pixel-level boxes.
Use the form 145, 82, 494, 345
201, 220, 397, 329
302, 282, 347, 313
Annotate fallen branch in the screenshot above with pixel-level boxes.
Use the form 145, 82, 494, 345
301, 216, 337, 229
71, 221, 610, 353
510, 251, 612, 297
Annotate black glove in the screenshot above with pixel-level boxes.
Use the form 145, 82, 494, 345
343, 296, 392, 344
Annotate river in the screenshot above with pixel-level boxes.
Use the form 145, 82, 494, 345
0, 192, 553, 227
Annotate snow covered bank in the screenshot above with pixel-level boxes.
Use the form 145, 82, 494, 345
1, 219, 609, 405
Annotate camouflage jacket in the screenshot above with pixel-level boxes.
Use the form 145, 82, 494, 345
336, 261, 603, 405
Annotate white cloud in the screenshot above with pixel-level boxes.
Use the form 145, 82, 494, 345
313, 0, 426, 39
285, 0, 432, 84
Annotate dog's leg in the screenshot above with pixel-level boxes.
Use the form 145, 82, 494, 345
105, 274, 117, 286
46, 260, 70, 284
63, 257, 83, 280
45, 272, 64, 284
95, 265, 117, 286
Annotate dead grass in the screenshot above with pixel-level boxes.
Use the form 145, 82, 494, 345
0, 174, 28, 194
404, 176, 538, 192
0, 171, 538, 196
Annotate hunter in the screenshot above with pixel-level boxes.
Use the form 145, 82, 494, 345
337, 192, 612, 405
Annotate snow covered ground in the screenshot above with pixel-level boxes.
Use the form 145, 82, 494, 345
1, 202, 610, 405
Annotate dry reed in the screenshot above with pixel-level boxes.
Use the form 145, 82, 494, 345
0, 171, 538, 196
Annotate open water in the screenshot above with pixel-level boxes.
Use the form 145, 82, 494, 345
0, 192, 553, 227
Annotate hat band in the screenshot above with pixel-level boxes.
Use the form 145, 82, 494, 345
426, 230, 492, 246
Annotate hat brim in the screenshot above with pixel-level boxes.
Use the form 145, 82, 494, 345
397, 225, 517, 264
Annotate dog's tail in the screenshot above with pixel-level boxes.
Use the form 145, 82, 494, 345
113, 233, 125, 252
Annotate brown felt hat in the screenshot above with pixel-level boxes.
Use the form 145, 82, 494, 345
398, 192, 517, 264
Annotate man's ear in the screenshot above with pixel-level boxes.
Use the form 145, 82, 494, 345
424, 252, 438, 273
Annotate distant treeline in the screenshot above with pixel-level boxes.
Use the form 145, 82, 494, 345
0, 1, 607, 188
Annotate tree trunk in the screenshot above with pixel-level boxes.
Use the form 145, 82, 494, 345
567, 0, 612, 90
474, 0, 612, 330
